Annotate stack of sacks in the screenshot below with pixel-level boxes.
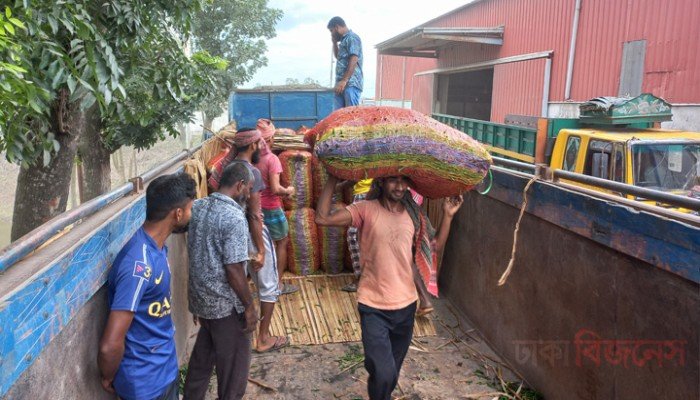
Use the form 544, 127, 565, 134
317, 202, 347, 274
306, 106, 492, 198
271, 128, 311, 152
285, 208, 320, 275
279, 150, 314, 210
311, 155, 343, 207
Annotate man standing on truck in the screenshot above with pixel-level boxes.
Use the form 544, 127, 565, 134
184, 162, 257, 399
98, 173, 195, 400
328, 16, 363, 109
316, 175, 463, 400
231, 128, 289, 353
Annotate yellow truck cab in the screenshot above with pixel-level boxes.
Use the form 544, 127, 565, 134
551, 128, 700, 200
434, 94, 700, 211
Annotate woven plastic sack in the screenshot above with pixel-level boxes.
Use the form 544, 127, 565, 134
306, 106, 492, 198
279, 150, 314, 210
286, 208, 320, 275
311, 155, 343, 207
318, 202, 347, 274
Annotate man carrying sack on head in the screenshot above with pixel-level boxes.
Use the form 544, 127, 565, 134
316, 174, 463, 400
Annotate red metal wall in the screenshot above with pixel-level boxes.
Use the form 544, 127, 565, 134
571, 0, 700, 102
491, 59, 545, 123
375, 55, 436, 101
412, 74, 435, 115
379, 0, 700, 119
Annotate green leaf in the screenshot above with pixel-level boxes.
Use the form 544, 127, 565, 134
80, 93, 96, 110
67, 75, 77, 93
47, 16, 58, 34
51, 67, 64, 89
28, 99, 43, 113
4, 21, 14, 35
8, 18, 23, 29
5, 6, 10, 18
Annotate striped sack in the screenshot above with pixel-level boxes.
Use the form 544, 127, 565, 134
285, 208, 320, 275
279, 150, 314, 210
318, 202, 347, 274
307, 106, 492, 198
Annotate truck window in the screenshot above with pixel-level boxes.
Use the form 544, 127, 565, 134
584, 140, 613, 179
563, 136, 580, 171
611, 144, 625, 183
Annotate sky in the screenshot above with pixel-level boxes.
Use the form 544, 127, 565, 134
244, 0, 471, 97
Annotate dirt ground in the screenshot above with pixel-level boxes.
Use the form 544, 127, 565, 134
190, 299, 540, 400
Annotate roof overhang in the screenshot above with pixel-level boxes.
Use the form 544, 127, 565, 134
376, 26, 504, 58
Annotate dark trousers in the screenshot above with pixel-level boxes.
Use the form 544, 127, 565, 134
359, 301, 417, 400
154, 379, 179, 400
183, 312, 251, 400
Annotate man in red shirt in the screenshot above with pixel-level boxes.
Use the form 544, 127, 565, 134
316, 175, 463, 400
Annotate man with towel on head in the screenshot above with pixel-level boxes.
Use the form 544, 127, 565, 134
254, 119, 299, 296
230, 127, 289, 353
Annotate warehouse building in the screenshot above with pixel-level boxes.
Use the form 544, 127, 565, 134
375, 0, 700, 130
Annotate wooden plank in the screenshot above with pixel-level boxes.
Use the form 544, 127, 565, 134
262, 275, 436, 346
0, 197, 145, 397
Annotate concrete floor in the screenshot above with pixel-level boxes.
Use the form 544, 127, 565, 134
195, 299, 529, 400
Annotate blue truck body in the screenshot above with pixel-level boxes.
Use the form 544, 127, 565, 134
228, 88, 335, 131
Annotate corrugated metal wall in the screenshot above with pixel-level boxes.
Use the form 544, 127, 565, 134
376, 55, 436, 101
572, 0, 700, 102
491, 59, 545, 122
412, 74, 435, 115
378, 0, 700, 119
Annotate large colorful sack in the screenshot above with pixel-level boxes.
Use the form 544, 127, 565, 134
279, 150, 314, 209
306, 106, 492, 198
311, 155, 343, 207
286, 208, 320, 275
318, 202, 347, 274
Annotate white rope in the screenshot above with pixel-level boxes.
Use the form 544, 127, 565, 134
498, 176, 537, 286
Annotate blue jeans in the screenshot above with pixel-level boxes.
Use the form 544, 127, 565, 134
334, 85, 362, 109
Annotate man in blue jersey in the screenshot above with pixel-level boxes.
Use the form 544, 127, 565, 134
98, 173, 196, 400
328, 16, 363, 109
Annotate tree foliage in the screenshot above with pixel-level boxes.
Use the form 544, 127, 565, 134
191, 0, 283, 119
0, 0, 225, 165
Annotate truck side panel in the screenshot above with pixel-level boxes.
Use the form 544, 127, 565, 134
439, 169, 699, 399
229, 90, 334, 131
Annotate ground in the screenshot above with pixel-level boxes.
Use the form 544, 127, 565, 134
187, 299, 541, 400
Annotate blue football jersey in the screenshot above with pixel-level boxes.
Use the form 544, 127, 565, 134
107, 227, 177, 400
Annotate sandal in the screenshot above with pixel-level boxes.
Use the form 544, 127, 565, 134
280, 283, 299, 295
256, 336, 290, 353
416, 307, 434, 317
341, 282, 358, 292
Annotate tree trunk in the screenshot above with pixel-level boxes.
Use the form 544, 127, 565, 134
203, 111, 215, 139
77, 106, 111, 202
11, 93, 84, 241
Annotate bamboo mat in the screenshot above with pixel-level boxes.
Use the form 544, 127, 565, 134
253, 274, 436, 346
